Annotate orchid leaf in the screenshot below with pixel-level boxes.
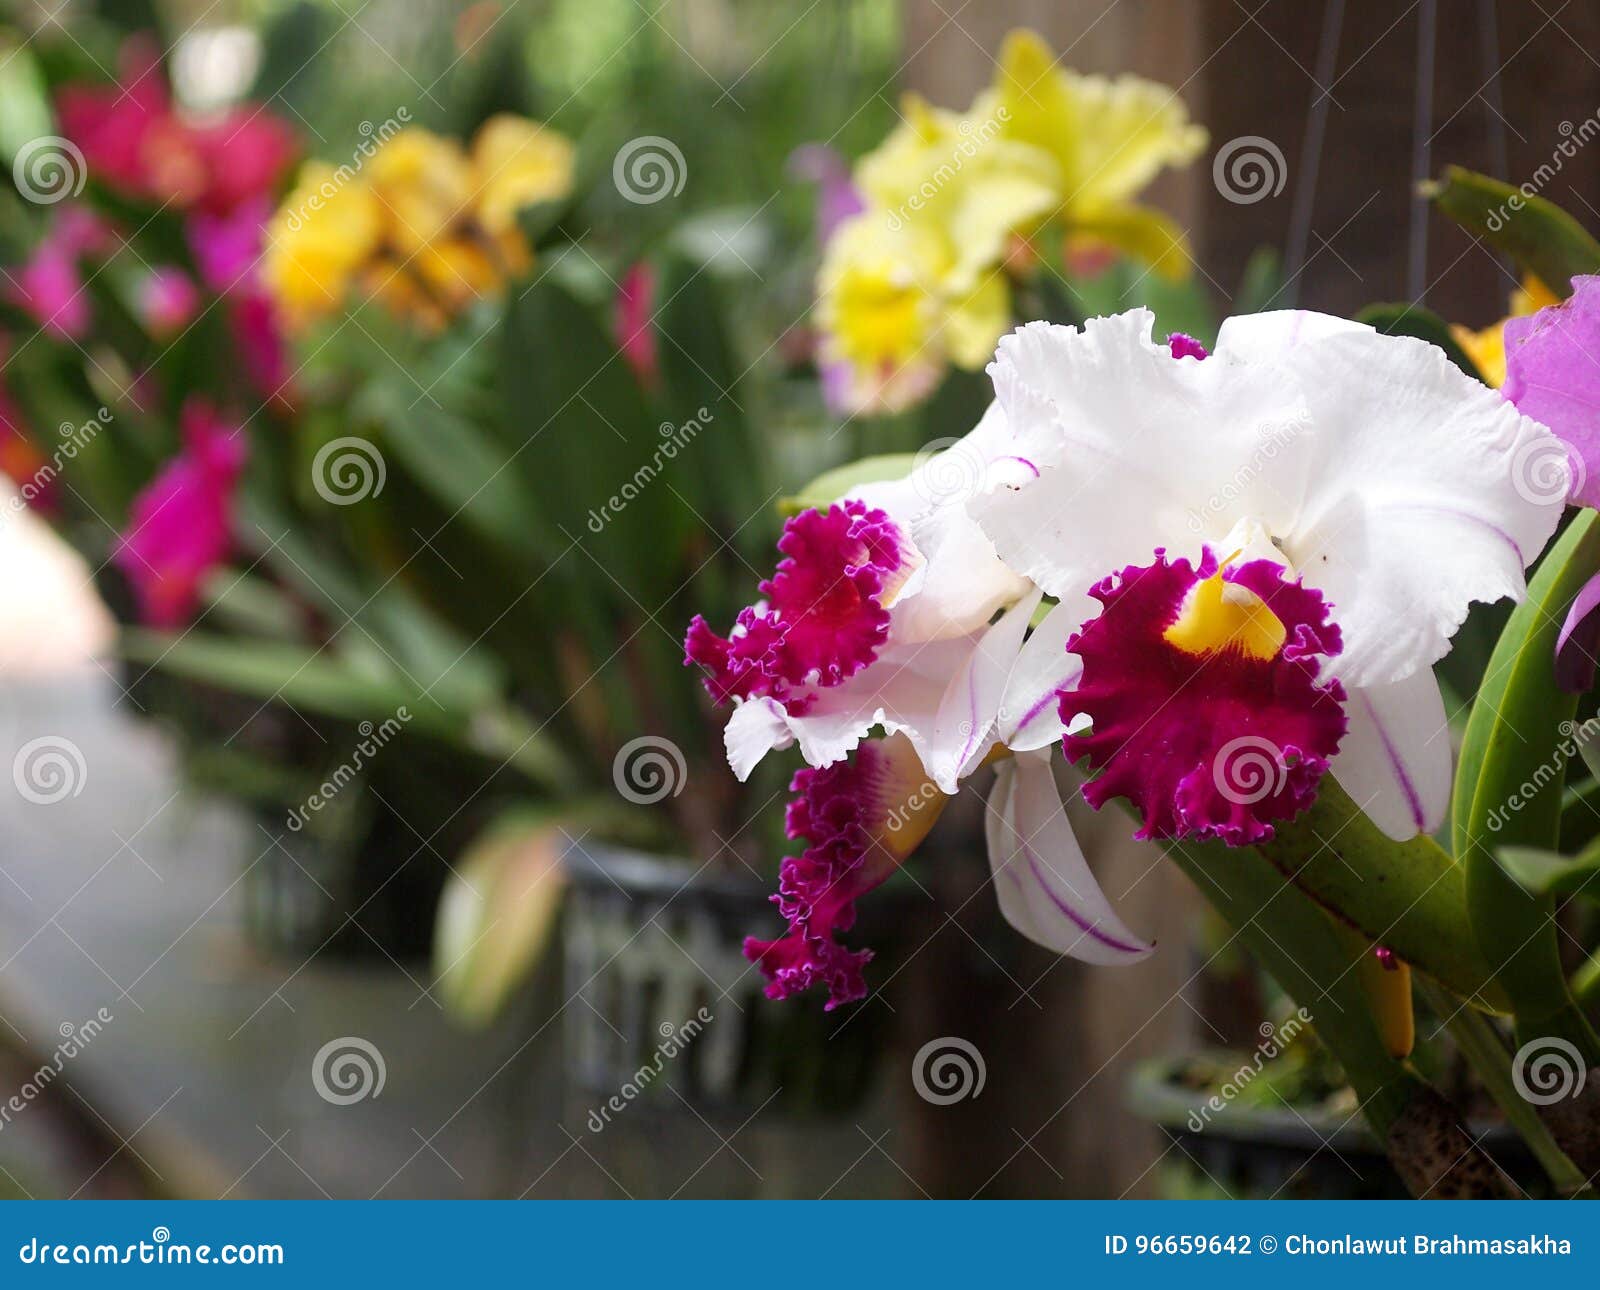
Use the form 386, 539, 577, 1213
779, 454, 919, 515
1497, 842, 1600, 900
1354, 302, 1480, 379
1426, 165, 1600, 296
1455, 509, 1600, 1056
434, 809, 568, 1027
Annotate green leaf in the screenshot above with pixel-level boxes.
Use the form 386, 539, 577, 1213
1497, 842, 1600, 899
433, 810, 568, 1027
1426, 165, 1600, 296
779, 453, 919, 515
1354, 302, 1481, 379
1455, 509, 1600, 1054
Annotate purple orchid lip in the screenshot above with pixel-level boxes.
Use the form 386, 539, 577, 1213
1167, 332, 1209, 361
1061, 548, 1347, 846
685, 500, 908, 712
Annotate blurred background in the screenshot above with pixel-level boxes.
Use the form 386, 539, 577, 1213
0, 0, 1597, 1199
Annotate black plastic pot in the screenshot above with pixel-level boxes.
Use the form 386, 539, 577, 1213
561, 841, 896, 1118
1127, 1052, 1543, 1199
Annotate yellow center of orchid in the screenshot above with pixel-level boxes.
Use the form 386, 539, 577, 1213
1163, 556, 1286, 661
831, 262, 928, 366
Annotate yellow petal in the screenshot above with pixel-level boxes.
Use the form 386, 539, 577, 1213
471, 113, 575, 238
991, 28, 1206, 212
1066, 202, 1193, 281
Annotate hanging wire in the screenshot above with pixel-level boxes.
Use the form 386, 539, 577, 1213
1284, 0, 1345, 302
1408, 0, 1438, 303
1478, 0, 1510, 181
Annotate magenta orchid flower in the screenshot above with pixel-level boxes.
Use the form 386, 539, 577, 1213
613, 262, 660, 389
57, 36, 295, 218
114, 399, 247, 628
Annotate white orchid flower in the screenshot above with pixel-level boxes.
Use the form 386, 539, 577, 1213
969, 308, 1567, 845
686, 401, 1152, 1008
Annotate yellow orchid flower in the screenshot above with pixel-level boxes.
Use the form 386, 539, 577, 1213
855, 94, 1061, 294
982, 28, 1207, 279
366, 128, 475, 254
1449, 275, 1559, 388
263, 162, 383, 328
816, 209, 1010, 414
472, 113, 575, 243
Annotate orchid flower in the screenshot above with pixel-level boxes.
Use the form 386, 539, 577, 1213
1501, 274, 1600, 688
969, 309, 1566, 846
114, 399, 247, 628
686, 402, 1156, 1007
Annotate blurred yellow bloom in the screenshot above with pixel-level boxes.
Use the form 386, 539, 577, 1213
367, 128, 475, 253
263, 162, 382, 328
817, 211, 1009, 414
815, 27, 1204, 413
472, 113, 575, 239
1449, 275, 1559, 388
265, 115, 573, 333
981, 29, 1207, 279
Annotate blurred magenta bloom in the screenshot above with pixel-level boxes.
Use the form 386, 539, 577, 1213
57, 35, 295, 216
230, 289, 292, 408
613, 261, 659, 388
9, 243, 89, 339
187, 197, 271, 293
114, 399, 247, 628
788, 145, 864, 245
136, 267, 201, 337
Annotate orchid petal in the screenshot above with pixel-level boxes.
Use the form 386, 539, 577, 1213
1330, 668, 1452, 841
985, 751, 1153, 964
1556, 569, 1600, 693
970, 311, 1308, 600
1000, 594, 1092, 751
928, 588, 1041, 791
1272, 328, 1565, 686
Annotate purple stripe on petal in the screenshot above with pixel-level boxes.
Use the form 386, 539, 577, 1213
1557, 570, 1600, 693
1021, 848, 1150, 956
1355, 689, 1426, 833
